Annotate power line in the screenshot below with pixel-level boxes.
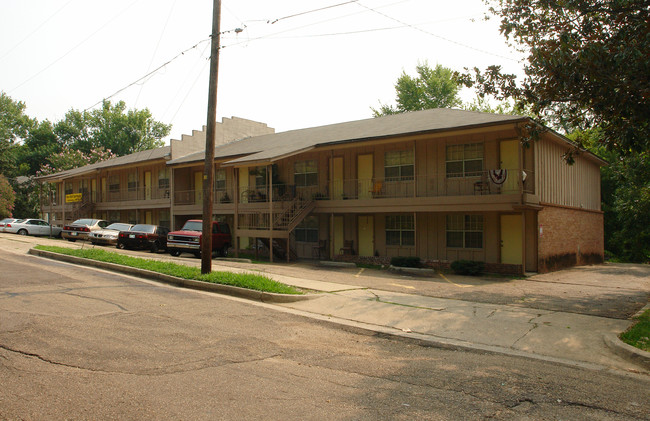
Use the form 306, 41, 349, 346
355, 1, 519, 62
84, 38, 212, 111
268, 0, 359, 24
0, 0, 75, 61
135, 0, 179, 107
8, 0, 143, 94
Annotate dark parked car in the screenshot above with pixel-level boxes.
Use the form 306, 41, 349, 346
117, 224, 169, 252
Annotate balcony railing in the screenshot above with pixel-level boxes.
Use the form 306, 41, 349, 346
43, 169, 534, 209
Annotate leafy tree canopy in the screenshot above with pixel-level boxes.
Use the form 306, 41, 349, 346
0, 92, 34, 177
54, 100, 171, 157
372, 62, 462, 117
458, 0, 650, 154
0, 174, 15, 218
575, 128, 650, 262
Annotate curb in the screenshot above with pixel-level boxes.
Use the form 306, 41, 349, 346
604, 333, 650, 371
29, 248, 317, 303
388, 265, 436, 277
319, 261, 356, 268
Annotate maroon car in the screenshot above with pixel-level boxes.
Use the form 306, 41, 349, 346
117, 224, 170, 253
166, 219, 231, 258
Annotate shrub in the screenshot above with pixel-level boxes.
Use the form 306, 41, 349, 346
390, 256, 421, 268
450, 260, 485, 276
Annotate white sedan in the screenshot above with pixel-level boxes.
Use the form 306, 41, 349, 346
4, 219, 62, 237
0, 218, 21, 233
89, 222, 134, 246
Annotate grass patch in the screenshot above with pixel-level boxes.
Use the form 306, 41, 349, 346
34, 245, 302, 295
620, 309, 650, 351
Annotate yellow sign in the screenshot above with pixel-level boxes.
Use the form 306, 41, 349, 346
66, 193, 82, 203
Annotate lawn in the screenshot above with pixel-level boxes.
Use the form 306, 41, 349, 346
620, 309, 650, 351
34, 245, 302, 295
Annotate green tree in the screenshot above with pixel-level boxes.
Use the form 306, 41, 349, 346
55, 100, 171, 157
573, 128, 650, 263
16, 120, 60, 176
372, 62, 462, 117
0, 174, 16, 218
459, 0, 650, 154
0, 92, 34, 177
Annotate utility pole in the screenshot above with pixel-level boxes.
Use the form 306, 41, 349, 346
201, 0, 221, 274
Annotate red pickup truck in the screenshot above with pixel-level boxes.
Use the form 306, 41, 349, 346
167, 219, 232, 258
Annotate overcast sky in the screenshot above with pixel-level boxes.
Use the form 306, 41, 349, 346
1, 0, 526, 143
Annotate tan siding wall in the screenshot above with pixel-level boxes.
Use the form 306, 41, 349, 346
535, 137, 601, 210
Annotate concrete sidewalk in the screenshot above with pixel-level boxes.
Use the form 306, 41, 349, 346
262, 271, 648, 374
3, 235, 647, 375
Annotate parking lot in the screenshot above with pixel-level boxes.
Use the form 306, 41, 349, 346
1, 232, 648, 320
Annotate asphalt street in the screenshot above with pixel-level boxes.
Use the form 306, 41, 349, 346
1, 247, 649, 420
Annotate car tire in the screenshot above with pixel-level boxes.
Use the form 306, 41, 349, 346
116, 243, 125, 249
17, 229, 28, 236
67, 238, 76, 242
193, 251, 201, 258
170, 250, 181, 257
220, 246, 229, 257
150, 242, 159, 253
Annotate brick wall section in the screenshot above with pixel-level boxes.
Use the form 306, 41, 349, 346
537, 205, 604, 272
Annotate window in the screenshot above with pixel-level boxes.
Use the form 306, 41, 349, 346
215, 169, 226, 191
159, 210, 170, 228
446, 215, 483, 248
294, 160, 318, 187
80, 179, 89, 195
386, 215, 415, 246
108, 211, 121, 222
295, 215, 318, 243
64, 182, 73, 196
128, 210, 137, 225
158, 168, 170, 189
108, 175, 120, 193
446, 143, 483, 178
384, 150, 414, 181
128, 172, 138, 191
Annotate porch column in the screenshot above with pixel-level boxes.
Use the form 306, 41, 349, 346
234, 167, 239, 258
170, 167, 175, 229
521, 211, 526, 274
269, 164, 273, 263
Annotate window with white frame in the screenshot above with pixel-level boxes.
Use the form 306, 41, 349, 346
294, 160, 318, 187
446, 214, 483, 248
295, 215, 319, 243
384, 150, 414, 181
386, 215, 415, 246
445, 143, 483, 178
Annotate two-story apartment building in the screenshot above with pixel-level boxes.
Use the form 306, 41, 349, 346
39, 109, 606, 274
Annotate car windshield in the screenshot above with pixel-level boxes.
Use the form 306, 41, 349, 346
106, 223, 132, 231
181, 221, 202, 232
131, 224, 155, 233
73, 219, 95, 226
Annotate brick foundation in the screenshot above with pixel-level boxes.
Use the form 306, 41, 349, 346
537, 205, 604, 272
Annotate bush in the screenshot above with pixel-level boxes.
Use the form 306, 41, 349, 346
450, 260, 485, 276
390, 256, 421, 268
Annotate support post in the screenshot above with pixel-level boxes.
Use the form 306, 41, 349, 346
201, 0, 221, 274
